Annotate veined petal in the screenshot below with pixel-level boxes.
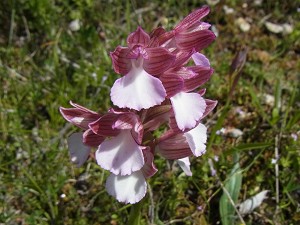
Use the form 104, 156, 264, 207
83, 129, 105, 147
59, 104, 100, 130
184, 123, 207, 157
110, 63, 166, 110
110, 46, 131, 74
105, 170, 147, 204
113, 113, 144, 144
173, 50, 195, 68
149, 27, 166, 47
157, 133, 193, 160
182, 67, 214, 92
67, 132, 90, 167
127, 26, 150, 48
198, 88, 206, 96
143, 47, 175, 75
89, 114, 120, 137
176, 29, 216, 52
177, 157, 192, 176
170, 92, 206, 131
96, 130, 145, 175
175, 6, 210, 32
142, 105, 171, 131
201, 99, 218, 119
160, 71, 184, 98
192, 52, 210, 67
142, 148, 157, 178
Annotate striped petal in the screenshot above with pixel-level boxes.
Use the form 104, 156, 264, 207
143, 47, 175, 75
175, 29, 216, 52
110, 46, 131, 75
157, 133, 193, 160
59, 103, 100, 130
127, 26, 150, 48
175, 6, 210, 32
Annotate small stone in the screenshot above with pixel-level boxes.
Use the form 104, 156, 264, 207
282, 23, 293, 34
265, 21, 283, 33
262, 93, 275, 107
254, 0, 262, 5
69, 19, 81, 31
236, 17, 251, 32
205, 0, 220, 6
223, 5, 234, 14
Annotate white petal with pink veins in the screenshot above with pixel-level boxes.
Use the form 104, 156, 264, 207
170, 92, 206, 131
67, 132, 90, 167
110, 60, 166, 110
177, 157, 192, 176
184, 123, 207, 157
105, 170, 147, 204
96, 130, 145, 175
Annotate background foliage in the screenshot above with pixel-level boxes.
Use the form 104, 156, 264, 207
1, 0, 299, 224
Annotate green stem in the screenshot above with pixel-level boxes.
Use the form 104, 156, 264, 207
127, 199, 144, 225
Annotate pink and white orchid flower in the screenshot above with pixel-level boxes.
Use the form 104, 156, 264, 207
60, 5, 217, 204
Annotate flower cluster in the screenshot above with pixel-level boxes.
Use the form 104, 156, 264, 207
60, 6, 217, 204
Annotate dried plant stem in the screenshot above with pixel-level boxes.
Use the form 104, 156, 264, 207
274, 134, 280, 218
219, 181, 245, 224
147, 182, 155, 225
210, 160, 246, 225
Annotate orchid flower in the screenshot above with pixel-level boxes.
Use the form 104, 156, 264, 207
59, 5, 217, 204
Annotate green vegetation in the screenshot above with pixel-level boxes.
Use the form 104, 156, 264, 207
1, 0, 299, 224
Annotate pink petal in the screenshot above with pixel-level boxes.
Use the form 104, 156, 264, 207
143, 47, 175, 75
110, 46, 131, 74
176, 30, 216, 52
105, 171, 147, 204
182, 67, 214, 92
59, 104, 100, 130
175, 6, 210, 32
113, 113, 144, 144
172, 50, 195, 68
127, 26, 150, 48
89, 114, 120, 137
110, 63, 166, 110
69, 101, 98, 114
83, 129, 105, 147
142, 105, 171, 132
192, 52, 210, 67
170, 92, 206, 131
184, 123, 207, 157
157, 133, 193, 160
67, 132, 91, 167
160, 71, 184, 98
142, 148, 157, 178
177, 157, 192, 176
201, 99, 218, 119
149, 27, 167, 47
198, 88, 206, 96
96, 130, 145, 175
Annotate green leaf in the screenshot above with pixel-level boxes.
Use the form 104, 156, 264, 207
220, 161, 243, 225
225, 142, 271, 155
